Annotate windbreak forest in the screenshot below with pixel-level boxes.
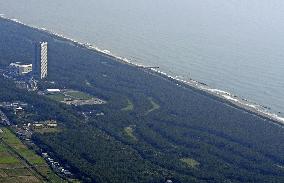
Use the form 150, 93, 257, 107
0, 18, 284, 183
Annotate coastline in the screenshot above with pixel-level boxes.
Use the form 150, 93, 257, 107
1, 15, 283, 127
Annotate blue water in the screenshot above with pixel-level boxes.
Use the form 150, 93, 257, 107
1, 0, 284, 115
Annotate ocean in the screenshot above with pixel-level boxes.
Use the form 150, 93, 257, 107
1, 0, 284, 116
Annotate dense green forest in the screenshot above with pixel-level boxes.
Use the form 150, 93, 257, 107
0, 17, 284, 183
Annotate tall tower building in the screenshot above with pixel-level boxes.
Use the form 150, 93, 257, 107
33, 42, 48, 79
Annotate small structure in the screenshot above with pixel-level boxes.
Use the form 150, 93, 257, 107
165, 180, 173, 183
33, 123, 44, 128
46, 89, 61, 93
47, 122, 58, 128
42, 152, 49, 158
15, 106, 24, 115
9, 62, 33, 75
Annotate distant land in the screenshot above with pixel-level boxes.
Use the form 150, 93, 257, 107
1, 0, 284, 117
0, 17, 284, 183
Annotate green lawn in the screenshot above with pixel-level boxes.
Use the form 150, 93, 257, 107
1, 128, 22, 145
47, 90, 94, 102
46, 93, 66, 102
123, 126, 137, 141
145, 97, 160, 115
19, 149, 45, 165
180, 158, 200, 169
1, 128, 46, 166
121, 99, 134, 111
64, 90, 93, 100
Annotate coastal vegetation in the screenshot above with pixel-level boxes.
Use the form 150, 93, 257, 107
0, 17, 284, 182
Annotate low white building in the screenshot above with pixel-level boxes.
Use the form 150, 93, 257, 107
47, 123, 58, 127
33, 123, 44, 128
10, 62, 33, 75
46, 89, 61, 93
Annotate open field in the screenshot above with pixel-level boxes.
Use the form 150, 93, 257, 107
180, 158, 200, 169
145, 97, 160, 115
123, 126, 137, 141
46, 93, 65, 102
64, 90, 92, 100
46, 89, 105, 106
0, 127, 63, 182
121, 99, 134, 111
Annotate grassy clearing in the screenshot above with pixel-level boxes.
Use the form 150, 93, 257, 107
124, 126, 137, 141
65, 90, 93, 100
47, 90, 95, 106
0, 132, 21, 165
1, 128, 22, 145
1, 129, 42, 164
145, 97, 160, 115
19, 149, 45, 165
46, 93, 66, 102
121, 99, 134, 111
180, 158, 200, 169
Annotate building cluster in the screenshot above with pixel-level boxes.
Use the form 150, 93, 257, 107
9, 62, 32, 75
0, 41, 76, 180
15, 124, 33, 140
0, 101, 28, 115
41, 152, 73, 177
32, 120, 58, 129
2, 42, 48, 87
0, 109, 10, 126
13, 120, 73, 178
14, 79, 38, 91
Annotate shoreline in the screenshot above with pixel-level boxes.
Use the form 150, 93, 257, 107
1, 15, 283, 127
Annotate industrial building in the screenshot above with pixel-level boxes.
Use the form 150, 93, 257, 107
9, 62, 33, 75
33, 42, 48, 79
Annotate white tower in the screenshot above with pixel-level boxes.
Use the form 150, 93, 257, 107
40, 42, 48, 79
34, 42, 48, 79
